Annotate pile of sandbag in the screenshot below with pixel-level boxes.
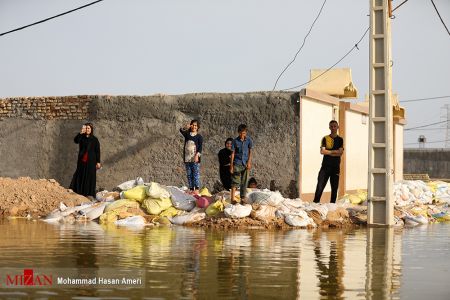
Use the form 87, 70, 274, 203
337, 180, 450, 226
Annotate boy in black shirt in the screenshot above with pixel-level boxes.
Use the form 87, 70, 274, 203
313, 120, 344, 203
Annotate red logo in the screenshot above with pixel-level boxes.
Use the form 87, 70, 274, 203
5, 269, 53, 286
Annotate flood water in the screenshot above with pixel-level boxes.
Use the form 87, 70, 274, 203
0, 219, 449, 300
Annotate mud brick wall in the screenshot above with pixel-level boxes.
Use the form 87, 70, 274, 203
0, 92, 299, 197
0, 96, 92, 120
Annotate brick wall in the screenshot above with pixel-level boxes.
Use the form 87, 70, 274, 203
0, 96, 92, 120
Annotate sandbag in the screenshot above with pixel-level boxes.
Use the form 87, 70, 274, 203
206, 200, 224, 216
166, 186, 196, 211
284, 210, 316, 227
100, 207, 129, 224
115, 215, 146, 227
348, 194, 363, 205
96, 191, 120, 202
195, 195, 211, 208
247, 190, 284, 207
142, 198, 172, 215
199, 187, 212, 197
78, 202, 107, 221
122, 185, 148, 202
146, 182, 170, 199
224, 204, 252, 219
105, 199, 141, 213
117, 177, 145, 191
169, 212, 206, 225
305, 204, 328, 220
250, 205, 278, 222
159, 207, 181, 218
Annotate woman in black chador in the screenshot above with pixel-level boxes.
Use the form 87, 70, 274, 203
70, 123, 101, 197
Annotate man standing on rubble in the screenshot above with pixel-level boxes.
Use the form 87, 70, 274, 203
313, 120, 344, 204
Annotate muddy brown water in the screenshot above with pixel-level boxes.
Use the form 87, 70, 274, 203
0, 219, 449, 299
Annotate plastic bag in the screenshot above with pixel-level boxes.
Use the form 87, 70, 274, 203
122, 185, 148, 202
224, 204, 252, 219
146, 182, 170, 199
142, 198, 172, 215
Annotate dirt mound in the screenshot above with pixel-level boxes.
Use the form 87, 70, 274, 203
0, 177, 89, 218
188, 216, 294, 230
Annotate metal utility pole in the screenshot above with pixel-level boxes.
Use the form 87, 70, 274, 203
368, 0, 394, 226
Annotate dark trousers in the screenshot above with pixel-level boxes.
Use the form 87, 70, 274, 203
313, 166, 340, 203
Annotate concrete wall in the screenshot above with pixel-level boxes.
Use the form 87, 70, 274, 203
0, 92, 300, 196
344, 110, 369, 190
403, 149, 450, 179
300, 97, 336, 196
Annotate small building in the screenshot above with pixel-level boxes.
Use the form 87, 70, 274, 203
298, 69, 405, 201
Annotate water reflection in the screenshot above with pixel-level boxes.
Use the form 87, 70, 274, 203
1, 219, 447, 299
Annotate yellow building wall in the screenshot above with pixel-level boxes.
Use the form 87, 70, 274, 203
344, 110, 369, 191
394, 123, 404, 181
300, 97, 337, 195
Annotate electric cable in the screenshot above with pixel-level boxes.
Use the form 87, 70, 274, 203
430, 0, 450, 36
272, 0, 328, 91
0, 0, 105, 37
279, 26, 370, 91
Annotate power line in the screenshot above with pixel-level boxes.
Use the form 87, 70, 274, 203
404, 120, 449, 131
400, 95, 450, 103
0, 0, 105, 37
272, 0, 328, 91
405, 139, 450, 145
430, 0, 450, 36
404, 127, 446, 131
392, 0, 410, 13
279, 27, 370, 91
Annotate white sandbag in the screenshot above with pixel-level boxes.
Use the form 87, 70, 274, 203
96, 190, 118, 201
251, 205, 278, 221
117, 177, 145, 191
405, 214, 428, 225
284, 210, 316, 227
247, 190, 284, 207
224, 204, 252, 219
169, 212, 206, 225
78, 202, 107, 221
281, 198, 305, 208
146, 182, 170, 199
166, 186, 196, 211
115, 215, 146, 227
304, 204, 328, 220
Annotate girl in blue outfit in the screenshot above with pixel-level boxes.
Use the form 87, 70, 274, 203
180, 120, 203, 194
